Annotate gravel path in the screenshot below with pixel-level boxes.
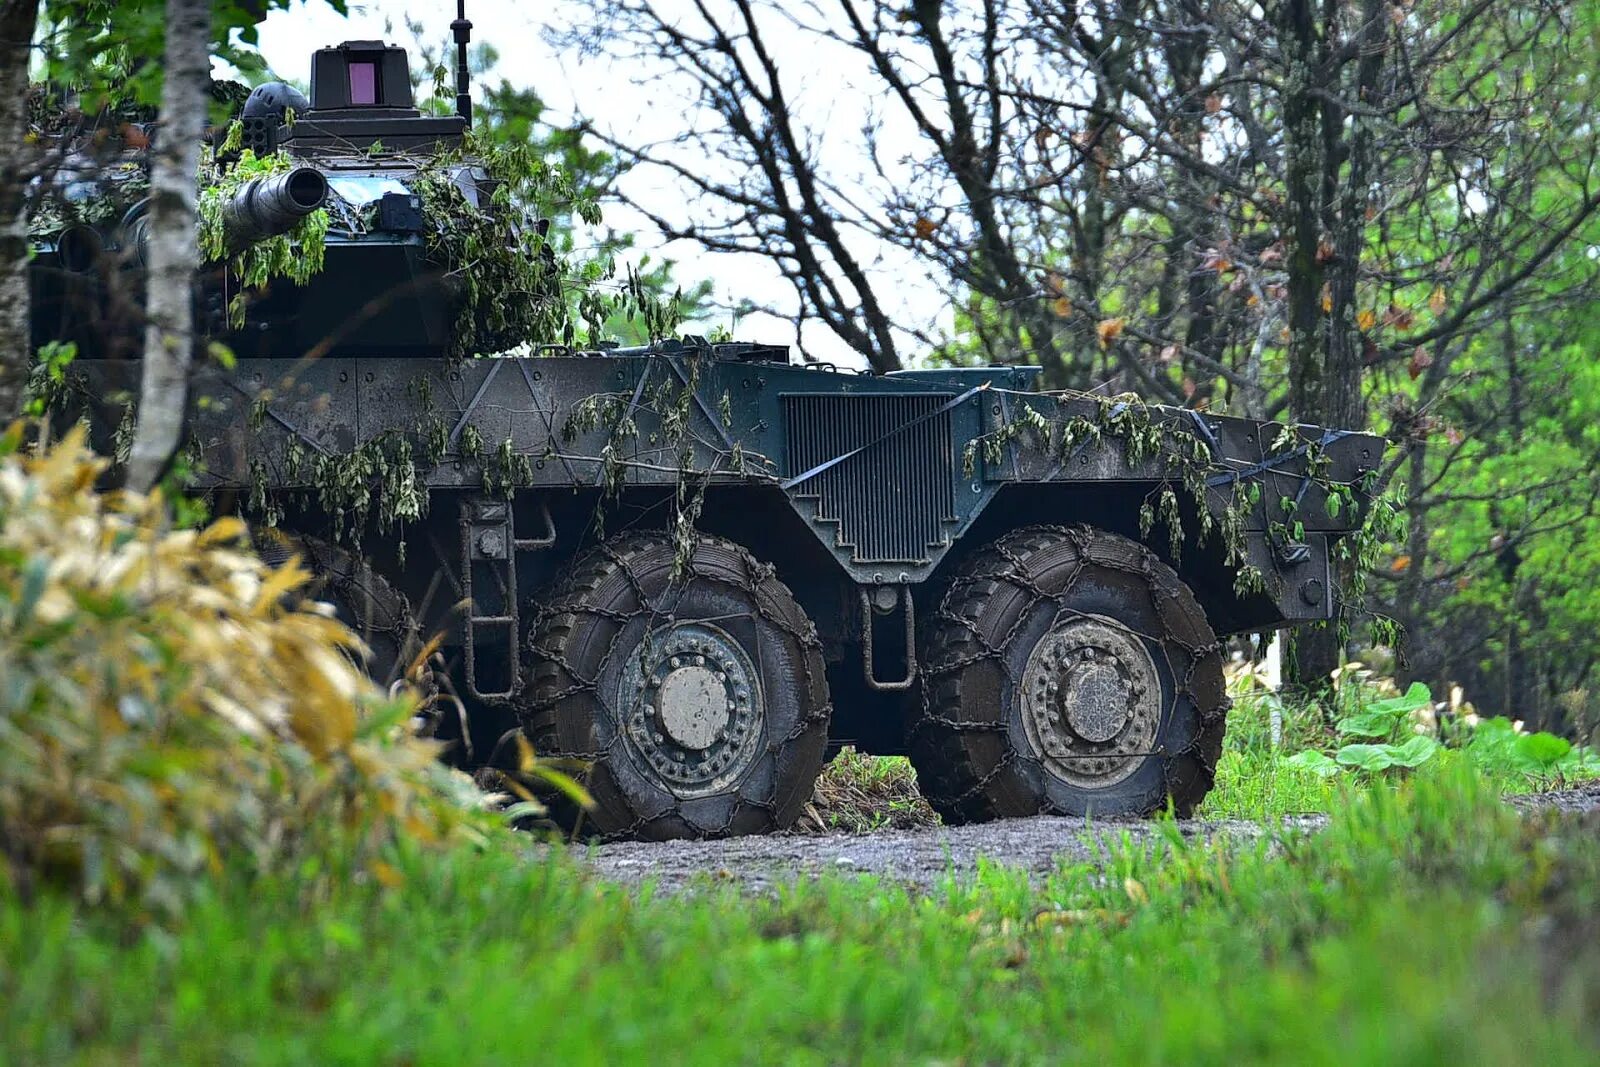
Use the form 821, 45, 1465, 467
579, 812, 1326, 892
578, 783, 1600, 892
1505, 780, 1600, 815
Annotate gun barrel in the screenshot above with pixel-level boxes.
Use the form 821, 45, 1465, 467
220, 168, 329, 252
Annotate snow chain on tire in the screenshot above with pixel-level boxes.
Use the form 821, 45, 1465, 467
908, 523, 1228, 822
520, 531, 832, 840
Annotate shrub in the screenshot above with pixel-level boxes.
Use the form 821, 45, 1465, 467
796, 748, 938, 833
0, 427, 483, 919
1264, 663, 1600, 787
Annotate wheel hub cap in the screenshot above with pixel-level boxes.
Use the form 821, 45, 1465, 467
1065, 663, 1129, 742
1020, 615, 1161, 788
656, 664, 726, 750
619, 622, 764, 797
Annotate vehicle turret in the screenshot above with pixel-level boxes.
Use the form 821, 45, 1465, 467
27, 31, 497, 360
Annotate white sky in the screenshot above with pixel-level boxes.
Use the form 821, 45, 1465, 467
251, 0, 925, 366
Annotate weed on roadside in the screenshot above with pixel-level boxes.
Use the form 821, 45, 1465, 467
795, 747, 938, 834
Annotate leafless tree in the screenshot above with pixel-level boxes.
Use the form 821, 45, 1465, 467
563, 0, 1600, 689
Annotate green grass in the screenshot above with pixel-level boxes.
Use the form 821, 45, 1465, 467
800, 747, 937, 833
1200, 744, 1341, 819
1200, 686, 1346, 819
4, 765, 1597, 1065
1199, 681, 1600, 821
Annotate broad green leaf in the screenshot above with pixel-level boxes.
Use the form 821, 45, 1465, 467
1335, 683, 1432, 739
1515, 732, 1572, 770
1388, 734, 1442, 768
1335, 736, 1438, 772
1364, 683, 1433, 717
1336, 710, 1404, 738
1284, 750, 1342, 777
1336, 744, 1399, 771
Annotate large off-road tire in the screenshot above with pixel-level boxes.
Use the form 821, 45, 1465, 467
253, 529, 418, 688
522, 532, 832, 840
908, 524, 1227, 822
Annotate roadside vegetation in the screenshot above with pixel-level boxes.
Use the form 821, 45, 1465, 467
5, 765, 1597, 1063
1203, 657, 1600, 821
0, 428, 492, 918
801, 654, 1600, 833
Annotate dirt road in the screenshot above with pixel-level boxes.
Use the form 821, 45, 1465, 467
580, 783, 1600, 892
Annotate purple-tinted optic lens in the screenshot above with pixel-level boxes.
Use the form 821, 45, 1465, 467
349, 61, 377, 105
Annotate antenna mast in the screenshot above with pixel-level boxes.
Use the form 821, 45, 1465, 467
451, 0, 473, 123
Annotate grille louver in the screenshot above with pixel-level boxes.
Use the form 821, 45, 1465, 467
783, 393, 958, 564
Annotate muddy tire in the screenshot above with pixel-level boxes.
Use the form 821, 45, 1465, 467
522, 532, 831, 840
253, 530, 417, 688
908, 524, 1227, 822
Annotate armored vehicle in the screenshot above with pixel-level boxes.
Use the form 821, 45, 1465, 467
33, 30, 1384, 839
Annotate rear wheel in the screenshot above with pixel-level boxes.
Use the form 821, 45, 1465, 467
522, 532, 831, 839
908, 524, 1227, 822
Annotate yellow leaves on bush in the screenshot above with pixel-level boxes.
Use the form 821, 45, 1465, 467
0, 426, 479, 919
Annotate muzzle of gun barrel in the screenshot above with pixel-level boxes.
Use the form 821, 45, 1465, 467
219, 168, 330, 253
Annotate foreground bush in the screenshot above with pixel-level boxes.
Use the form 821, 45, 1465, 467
0, 428, 480, 917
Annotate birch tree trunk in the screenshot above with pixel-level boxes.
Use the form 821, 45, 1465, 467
124, 0, 208, 492
0, 0, 39, 421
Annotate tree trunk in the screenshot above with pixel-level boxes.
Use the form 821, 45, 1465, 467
125, 0, 208, 491
1279, 0, 1331, 691
0, 0, 39, 421
1279, 0, 1325, 425
1283, 0, 1385, 693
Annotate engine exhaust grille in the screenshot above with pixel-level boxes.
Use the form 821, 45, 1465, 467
782, 393, 958, 564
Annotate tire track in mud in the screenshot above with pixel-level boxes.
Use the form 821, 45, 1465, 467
577, 784, 1600, 892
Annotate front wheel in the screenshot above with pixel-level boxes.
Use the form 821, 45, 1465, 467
522, 532, 832, 839
908, 524, 1228, 822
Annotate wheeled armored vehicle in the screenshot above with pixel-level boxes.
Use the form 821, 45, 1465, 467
31, 31, 1383, 838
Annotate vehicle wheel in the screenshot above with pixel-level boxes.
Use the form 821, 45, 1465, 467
522, 532, 831, 840
253, 529, 418, 688
908, 524, 1227, 822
